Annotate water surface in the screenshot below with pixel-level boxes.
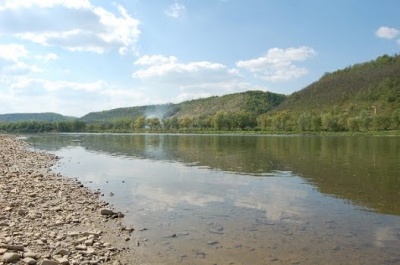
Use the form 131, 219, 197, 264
27, 134, 400, 264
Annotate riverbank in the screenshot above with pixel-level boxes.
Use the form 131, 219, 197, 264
0, 135, 140, 265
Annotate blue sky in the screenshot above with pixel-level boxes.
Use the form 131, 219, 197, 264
0, 0, 399, 117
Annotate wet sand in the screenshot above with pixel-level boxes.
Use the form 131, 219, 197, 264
0, 135, 140, 265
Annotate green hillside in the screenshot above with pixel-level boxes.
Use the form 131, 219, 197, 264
80, 104, 177, 123
80, 90, 286, 123
173, 91, 285, 118
0, 112, 75, 122
276, 54, 400, 115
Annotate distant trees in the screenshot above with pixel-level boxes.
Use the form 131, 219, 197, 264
2, 107, 400, 134
0, 120, 85, 133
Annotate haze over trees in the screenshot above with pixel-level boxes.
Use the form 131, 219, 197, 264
1, 54, 399, 133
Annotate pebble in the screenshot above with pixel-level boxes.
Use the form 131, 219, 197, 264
100, 209, 115, 216
207, 241, 219, 246
23, 257, 37, 265
0, 135, 135, 265
54, 257, 69, 264
40, 260, 58, 265
2, 252, 21, 263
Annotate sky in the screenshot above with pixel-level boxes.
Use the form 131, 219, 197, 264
0, 0, 399, 117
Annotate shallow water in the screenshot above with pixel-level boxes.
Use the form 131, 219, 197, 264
27, 133, 400, 264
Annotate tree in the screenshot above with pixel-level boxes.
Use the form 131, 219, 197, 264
233, 111, 256, 130
347, 117, 360, 131
271, 111, 293, 131
179, 116, 193, 129
373, 114, 391, 130
392, 109, 400, 129
212, 111, 228, 130
146, 117, 161, 130
322, 113, 339, 131
134, 116, 146, 130
257, 114, 272, 130
360, 110, 372, 131
312, 114, 322, 131
297, 112, 312, 131
170, 117, 179, 130
71, 120, 86, 132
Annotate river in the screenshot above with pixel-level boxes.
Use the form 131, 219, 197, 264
26, 133, 400, 264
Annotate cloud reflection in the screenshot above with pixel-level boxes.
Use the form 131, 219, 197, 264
133, 184, 225, 211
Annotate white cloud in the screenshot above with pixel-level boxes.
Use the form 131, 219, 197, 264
0, 1, 140, 54
165, 1, 186, 18
0, 0, 92, 10
3, 62, 42, 75
0, 76, 146, 116
133, 54, 239, 85
0, 44, 43, 76
0, 44, 28, 61
34, 53, 59, 62
132, 54, 272, 104
134, 55, 178, 66
375, 26, 400, 39
236, 46, 316, 82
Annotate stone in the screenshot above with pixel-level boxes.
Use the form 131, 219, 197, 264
85, 239, 94, 246
75, 244, 87, 250
207, 241, 219, 246
24, 252, 39, 259
2, 252, 21, 263
56, 249, 70, 256
40, 260, 58, 265
55, 257, 69, 265
17, 209, 28, 216
0, 136, 130, 265
116, 212, 124, 218
23, 257, 37, 265
100, 209, 114, 216
3, 244, 24, 251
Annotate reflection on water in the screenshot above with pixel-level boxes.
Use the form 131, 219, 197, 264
27, 134, 400, 264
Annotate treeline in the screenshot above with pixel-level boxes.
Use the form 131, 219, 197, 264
2, 108, 399, 133
0, 120, 86, 133
258, 109, 400, 132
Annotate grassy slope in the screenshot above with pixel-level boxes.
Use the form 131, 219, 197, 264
80, 90, 286, 122
275, 54, 400, 115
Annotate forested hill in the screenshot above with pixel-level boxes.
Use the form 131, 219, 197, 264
0, 112, 75, 122
80, 91, 286, 123
2, 54, 400, 133
276, 54, 400, 115
173, 91, 286, 118
80, 104, 176, 123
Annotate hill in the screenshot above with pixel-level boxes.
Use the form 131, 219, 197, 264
80, 104, 176, 123
0, 112, 76, 122
80, 90, 286, 123
276, 54, 400, 115
173, 91, 285, 118
2, 54, 400, 132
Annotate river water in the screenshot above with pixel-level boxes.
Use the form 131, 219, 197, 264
26, 133, 400, 264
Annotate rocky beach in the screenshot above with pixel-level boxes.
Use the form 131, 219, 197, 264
0, 135, 139, 265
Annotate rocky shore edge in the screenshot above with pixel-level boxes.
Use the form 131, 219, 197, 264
0, 135, 138, 265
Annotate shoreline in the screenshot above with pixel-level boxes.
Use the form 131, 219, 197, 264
0, 135, 140, 265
